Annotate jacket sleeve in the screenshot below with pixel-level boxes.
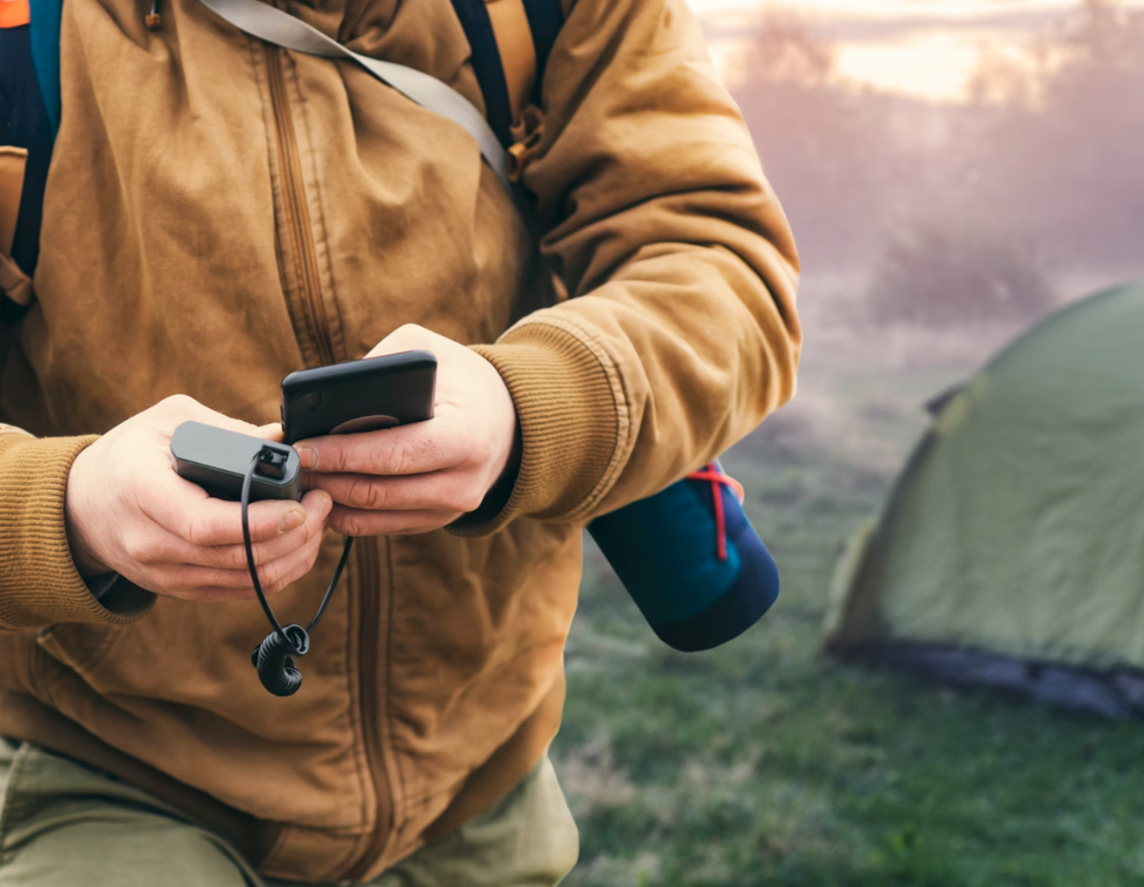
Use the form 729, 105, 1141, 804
458, 0, 800, 534
0, 426, 154, 629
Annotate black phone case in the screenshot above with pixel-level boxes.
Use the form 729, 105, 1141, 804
281, 350, 437, 445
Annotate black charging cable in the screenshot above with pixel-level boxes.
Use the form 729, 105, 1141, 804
241, 448, 353, 696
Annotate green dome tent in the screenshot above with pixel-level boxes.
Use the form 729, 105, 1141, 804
825, 281, 1144, 717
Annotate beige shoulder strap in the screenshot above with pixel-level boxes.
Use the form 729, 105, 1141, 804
197, 0, 514, 189
484, 0, 536, 125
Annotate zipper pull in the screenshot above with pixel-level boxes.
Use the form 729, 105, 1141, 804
145, 0, 161, 29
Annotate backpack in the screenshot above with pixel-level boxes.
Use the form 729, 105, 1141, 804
0, 0, 779, 652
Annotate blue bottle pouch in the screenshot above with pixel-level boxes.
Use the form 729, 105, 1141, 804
587, 463, 780, 652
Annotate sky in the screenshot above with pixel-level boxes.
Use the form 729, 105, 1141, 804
688, 0, 1144, 100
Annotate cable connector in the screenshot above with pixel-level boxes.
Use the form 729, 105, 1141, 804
255, 446, 289, 480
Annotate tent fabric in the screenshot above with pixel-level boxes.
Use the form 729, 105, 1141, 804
826, 282, 1144, 691
835, 642, 1144, 719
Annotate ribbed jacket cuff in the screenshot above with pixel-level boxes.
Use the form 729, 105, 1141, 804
453, 324, 620, 535
0, 431, 155, 628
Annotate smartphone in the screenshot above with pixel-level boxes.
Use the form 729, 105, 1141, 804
280, 350, 437, 445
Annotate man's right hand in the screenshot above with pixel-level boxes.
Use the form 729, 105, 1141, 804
65, 395, 332, 602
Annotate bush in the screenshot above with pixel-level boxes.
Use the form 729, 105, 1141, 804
863, 221, 1057, 326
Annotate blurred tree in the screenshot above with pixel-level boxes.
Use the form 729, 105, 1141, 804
731, 1, 1144, 322
732, 13, 909, 273
958, 0, 1144, 273
747, 12, 836, 85
864, 219, 1056, 326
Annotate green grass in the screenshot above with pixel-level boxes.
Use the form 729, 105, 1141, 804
553, 332, 1144, 887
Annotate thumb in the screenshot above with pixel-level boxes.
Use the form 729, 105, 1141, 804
366, 323, 442, 359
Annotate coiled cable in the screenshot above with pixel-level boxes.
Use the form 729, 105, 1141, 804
242, 449, 353, 696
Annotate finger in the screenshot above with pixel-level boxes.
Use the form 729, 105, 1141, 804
364, 322, 443, 359
304, 471, 485, 515
328, 505, 460, 538
141, 472, 312, 547
156, 520, 328, 601
153, 562, 273, 599
296, 417, 467, 477
244, 522, 330, 595
181, 491, 332, 570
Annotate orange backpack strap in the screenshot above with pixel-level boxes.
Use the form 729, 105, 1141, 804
0, 147, 27, 259
0, 0, 30, 29
0, 147, 33, 311
483, 0, 536, 126
449, 0, 563, 148
2, 10, 53, 315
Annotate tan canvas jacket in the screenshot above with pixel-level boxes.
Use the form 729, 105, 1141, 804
0, 0, 800, 880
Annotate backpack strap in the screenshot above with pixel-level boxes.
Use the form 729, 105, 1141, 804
198, 0, 515, 191
1, 3, 54, 314
486, 0, 535, 122
449, 0, 528, 147
519, 0, 562, 86
27, 0, 62, 137
0, 0, 29, 28
449, 0, 563, 147
0, 148, 26, 259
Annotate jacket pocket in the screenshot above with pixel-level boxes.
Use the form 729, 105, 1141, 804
35, 621, 129, 687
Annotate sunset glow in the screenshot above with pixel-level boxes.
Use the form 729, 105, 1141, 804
834, 33, 984, 101
690, 0, 1144, 101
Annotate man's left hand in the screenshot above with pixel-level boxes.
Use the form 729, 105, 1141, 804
297, 324, 518, 537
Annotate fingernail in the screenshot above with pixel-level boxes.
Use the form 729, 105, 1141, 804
296, 445, 317, 470
280, 508, 305, 533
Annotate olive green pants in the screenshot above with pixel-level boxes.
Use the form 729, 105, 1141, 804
0, 739, 578, 886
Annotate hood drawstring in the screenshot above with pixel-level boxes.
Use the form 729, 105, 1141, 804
145, 0, 161, 29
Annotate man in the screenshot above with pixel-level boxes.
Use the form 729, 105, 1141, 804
0, 0, 800, 882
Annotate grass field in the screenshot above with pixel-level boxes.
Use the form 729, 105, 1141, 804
552, 311, 1144, 887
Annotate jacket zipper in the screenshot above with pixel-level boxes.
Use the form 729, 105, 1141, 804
265, 43, 391, 874
343, 539, 393, 881
264, 44, 335, 368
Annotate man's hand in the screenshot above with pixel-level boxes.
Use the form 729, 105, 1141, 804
297, 324, 518, 537
66, 395, 332, 601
